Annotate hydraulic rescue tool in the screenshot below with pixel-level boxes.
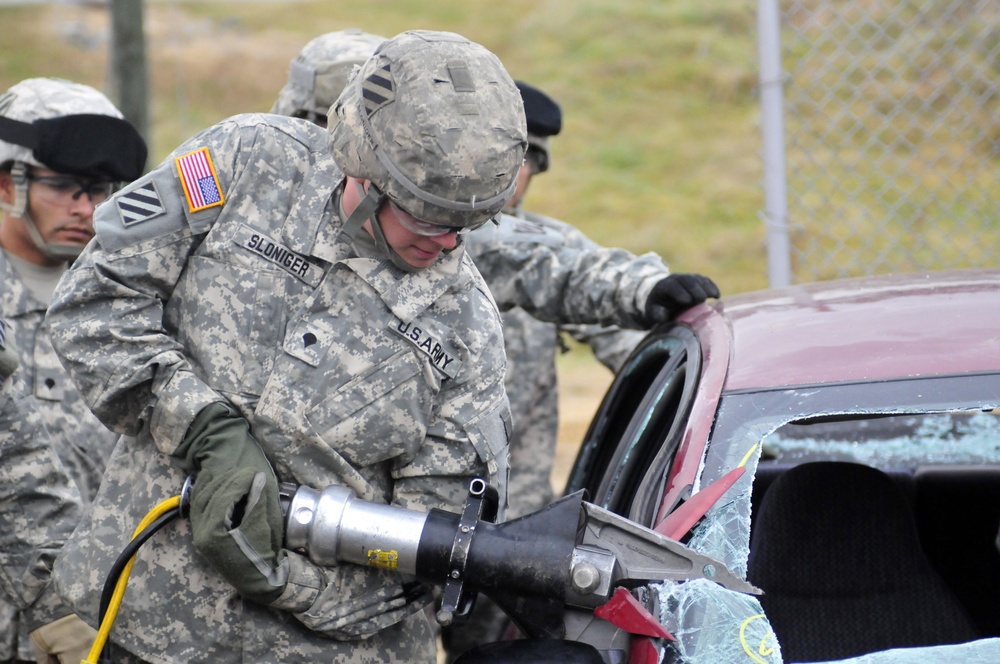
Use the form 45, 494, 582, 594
279, 478, 759, 639
92, 478, 757, 663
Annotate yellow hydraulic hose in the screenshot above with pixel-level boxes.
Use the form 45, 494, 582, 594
82, 495, 182, 664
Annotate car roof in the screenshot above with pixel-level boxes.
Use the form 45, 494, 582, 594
687, 269, 1000, 392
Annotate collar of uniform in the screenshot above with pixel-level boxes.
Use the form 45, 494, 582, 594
339, 245, 469, 324
0, 250, 50, 315
466, 211, 567, 250
279, 158, 343, 263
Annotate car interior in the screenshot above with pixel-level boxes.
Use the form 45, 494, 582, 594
565, 328, 701, 526
747, 460, 984, 662
748, 414, 1000, 662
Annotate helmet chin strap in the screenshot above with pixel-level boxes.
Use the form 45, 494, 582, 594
339, 180, 417, 273
6, 162, 82, 262
21, 211, 83, 261
1, 163, 29, 219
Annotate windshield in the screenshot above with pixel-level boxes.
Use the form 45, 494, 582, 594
659, 372, 1000, 663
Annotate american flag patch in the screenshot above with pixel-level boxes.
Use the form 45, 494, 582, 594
175, 147, 224, 213
116, 181, 166, 226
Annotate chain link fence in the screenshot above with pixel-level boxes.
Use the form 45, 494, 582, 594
760, 0, 1000, 284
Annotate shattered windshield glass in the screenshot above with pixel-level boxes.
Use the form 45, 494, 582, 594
656, 578, 780, 663
763, 411, 1000, 468
651, 372, 1000, 663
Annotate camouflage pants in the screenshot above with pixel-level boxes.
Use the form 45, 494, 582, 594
98, 642, 151, 664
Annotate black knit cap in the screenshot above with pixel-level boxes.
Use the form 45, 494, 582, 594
516, 81, 561, 138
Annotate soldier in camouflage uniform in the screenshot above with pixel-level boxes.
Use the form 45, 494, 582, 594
0, 319, 84, 664
48, 29, 714, 663
272, 37, 719, 526
0, 78, 146, 664
270, 35, 720, 662
447, 83, 722, 661
465, 81, 651, 522
46, 31, 525, 664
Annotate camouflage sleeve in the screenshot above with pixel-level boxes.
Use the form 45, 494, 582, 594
45, 118, 253, 455
468, 213, 671, 330
543, 217, 651, 371
0, 377, 82, 614
562, 324, 647, 373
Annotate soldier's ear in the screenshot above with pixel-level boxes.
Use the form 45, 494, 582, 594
0, 170, 14, 205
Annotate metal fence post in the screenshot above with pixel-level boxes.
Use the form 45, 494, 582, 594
758, 0, 792, 287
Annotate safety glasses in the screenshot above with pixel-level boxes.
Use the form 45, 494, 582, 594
25, 172, 116, 206
381, 199, 491, 237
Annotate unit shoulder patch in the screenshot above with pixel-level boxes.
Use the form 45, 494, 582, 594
116, 180, 166, 226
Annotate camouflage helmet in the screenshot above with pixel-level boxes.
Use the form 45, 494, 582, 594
329, 30, 527, 228
271, 29, 386, 122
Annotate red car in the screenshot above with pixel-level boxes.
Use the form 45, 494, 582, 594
565, 269, 1000, 663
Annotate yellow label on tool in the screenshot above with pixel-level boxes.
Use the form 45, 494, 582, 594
367, 549, 399, 570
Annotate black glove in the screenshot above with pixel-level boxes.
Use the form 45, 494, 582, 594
174, 402, 287, 604
644, 273, 721, 325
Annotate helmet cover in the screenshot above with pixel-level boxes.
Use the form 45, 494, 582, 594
328, 30, 527, 228
272, 29, 386, 119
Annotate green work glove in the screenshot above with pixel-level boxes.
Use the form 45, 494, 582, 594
174, 402, 288, 604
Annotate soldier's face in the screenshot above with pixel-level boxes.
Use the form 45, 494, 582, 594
505, 160, 534, 212
370, 195, 460, 270
0, 167, 101, 266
